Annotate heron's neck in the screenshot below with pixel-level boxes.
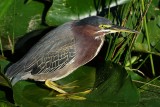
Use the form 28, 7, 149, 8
72, 25, 104, 67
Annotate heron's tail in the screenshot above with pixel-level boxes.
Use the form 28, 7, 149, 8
5, 63, 23, 85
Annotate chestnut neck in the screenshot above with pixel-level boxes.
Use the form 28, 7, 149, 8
71, 23, 105, 67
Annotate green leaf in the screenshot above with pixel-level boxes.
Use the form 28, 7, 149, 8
46, 0, 131, 26
0, 0, 45, 50
133, 0, 160, 55
0, 73, 10, 87
0, 58, 11, 87
88, 61, 139, 106
46, 0, 97, 25
0, 58, 10, 74
0, 87, 14, 106
0, 101, 15, 107
137, 76, 160, 107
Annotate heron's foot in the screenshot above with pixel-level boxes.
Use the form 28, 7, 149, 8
44, 90, 91, 100
45, 79, 91, 100
55, 89, 91, 100
45, 79, 67, 94
45, 79, 80, 93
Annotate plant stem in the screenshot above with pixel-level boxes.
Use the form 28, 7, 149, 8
141, 0, 155, 76
0, 37, 4, 56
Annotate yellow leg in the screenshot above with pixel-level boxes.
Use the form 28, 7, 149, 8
45, 79, 91, 100
45, 79, 67, 94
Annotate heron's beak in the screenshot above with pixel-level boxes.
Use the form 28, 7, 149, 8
109, 25, 139, 33
97, 25, 139, 34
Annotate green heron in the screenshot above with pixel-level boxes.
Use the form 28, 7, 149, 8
5, 16, 138, 99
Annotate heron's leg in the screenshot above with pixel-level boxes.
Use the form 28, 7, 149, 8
45, 79, 67, 94
55, 89, 92, 100
44, 89, 91, 100
45, 79, 91, 100
57, 89, 91, 97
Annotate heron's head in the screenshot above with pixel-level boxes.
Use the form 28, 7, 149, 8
75, 16, 138, 38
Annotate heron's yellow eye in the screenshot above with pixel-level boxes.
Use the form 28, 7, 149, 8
99, 24, 111, 29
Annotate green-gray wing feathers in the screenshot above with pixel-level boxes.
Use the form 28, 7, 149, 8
5, 22, 76, 84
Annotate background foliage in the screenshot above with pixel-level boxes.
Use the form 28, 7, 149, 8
0, 0, 160, 106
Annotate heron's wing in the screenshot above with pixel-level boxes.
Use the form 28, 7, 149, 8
5, 22, 76, 79
25, 40, 75, 75
24, 24, 76, 75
